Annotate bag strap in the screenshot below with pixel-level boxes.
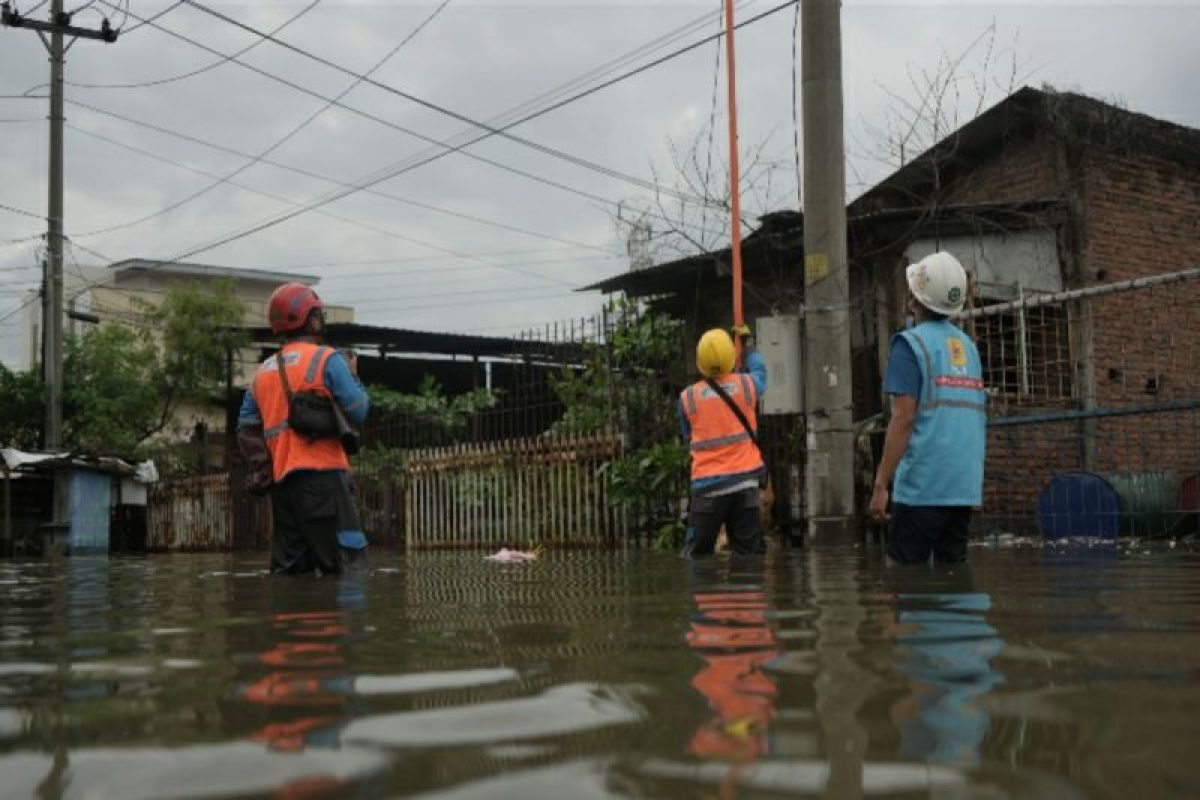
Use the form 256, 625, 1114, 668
704, 377, 758, 446
274, 346, 295, 401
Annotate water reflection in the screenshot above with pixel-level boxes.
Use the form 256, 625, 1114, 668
243, 577, 367, 753
0, 547, 1197, 798
884, 568, 1005, 766
685, 557, 779, 768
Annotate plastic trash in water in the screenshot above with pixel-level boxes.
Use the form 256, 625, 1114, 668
485, 547, 541, 563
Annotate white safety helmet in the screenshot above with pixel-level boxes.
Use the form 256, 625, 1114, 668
906, 251, 968, 316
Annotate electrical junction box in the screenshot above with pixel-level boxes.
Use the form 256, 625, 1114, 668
755, 314, 803, 415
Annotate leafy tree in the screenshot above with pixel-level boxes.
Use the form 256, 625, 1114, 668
0, 364, 45, 449
550, 298, 690, 546
57, 280, 245, 458
140, 279, 247, 435
550, 297, 686, 444
64, 323, 162, 454
367, 375, 497, 438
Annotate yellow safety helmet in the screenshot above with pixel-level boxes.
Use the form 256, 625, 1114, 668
696, 328, 735, 377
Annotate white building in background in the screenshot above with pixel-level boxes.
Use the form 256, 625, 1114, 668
19, 258, 354, 455
21, 258, 353, 383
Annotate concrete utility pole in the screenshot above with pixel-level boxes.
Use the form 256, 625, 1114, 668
801, 0, 854, 538
1, 1, 117, 450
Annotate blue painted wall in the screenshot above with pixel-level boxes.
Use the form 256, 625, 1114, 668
68, 469, 111, 552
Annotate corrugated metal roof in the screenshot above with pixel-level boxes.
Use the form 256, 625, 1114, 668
109, 258, 318, 286
245, 322, 580, 359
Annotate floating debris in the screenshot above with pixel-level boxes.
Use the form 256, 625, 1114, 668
485, 546, 542, 563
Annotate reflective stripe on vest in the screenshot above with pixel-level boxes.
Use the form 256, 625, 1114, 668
680, 375, 763, 482
251, 342, 350, 482
892, 320, 987, 506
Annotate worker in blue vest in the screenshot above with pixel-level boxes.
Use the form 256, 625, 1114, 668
869, 252, 987, 564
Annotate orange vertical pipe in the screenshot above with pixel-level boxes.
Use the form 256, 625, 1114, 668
723, 0, 745, 350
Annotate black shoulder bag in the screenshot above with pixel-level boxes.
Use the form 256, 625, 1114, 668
276, 348, 360, 455
704, 376, 768, 488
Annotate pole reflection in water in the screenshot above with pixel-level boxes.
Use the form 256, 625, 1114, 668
885, 568, 1005, 766
685, 557, 779, 768
243, 577, 367, 755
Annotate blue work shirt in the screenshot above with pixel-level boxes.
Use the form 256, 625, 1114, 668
883, 336, 921, 399
238, 347, 371, 549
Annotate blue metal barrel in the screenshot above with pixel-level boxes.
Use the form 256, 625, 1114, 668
1036, 471, 1121, 540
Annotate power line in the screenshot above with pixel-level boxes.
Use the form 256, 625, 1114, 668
701, 9, 723, 244
68, 0, 448, 239
45, 2, 795, 314
59, 2, 790, 254
272, 246, 609, 271
118, 1, 797, 264
0, 202, 43, 219
177, 0, 709, 207
26, 0, 307, 93
0, 291, 40, 327
0, 233, 47, 248
66, 123, 580, 287
314, 254, 619, 285
357, 288, 583, 317
66, 0, 103, 18
467, 0, 756, 138
97, 0, 703, 212
66, 98, 695, 249
116, 0, 175, 34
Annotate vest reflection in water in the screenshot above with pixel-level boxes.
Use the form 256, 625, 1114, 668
242, 578, 367, 755
686, 559, 779, 762
886, 575, 1005, 766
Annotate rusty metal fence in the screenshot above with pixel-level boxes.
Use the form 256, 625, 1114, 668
148, 473, 231, 552
958, 267, 1200, 537
402, 431, 627, 549
148, 467, 270, 552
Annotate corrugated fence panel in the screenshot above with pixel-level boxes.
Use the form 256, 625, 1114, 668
403, 432, 626, 549
148, 473, 234, 552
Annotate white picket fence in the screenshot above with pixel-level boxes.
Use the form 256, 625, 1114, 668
403, 431, 627, 549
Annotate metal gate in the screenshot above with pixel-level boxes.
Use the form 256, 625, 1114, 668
148, 469, 270, 552
403, 432, 627, 549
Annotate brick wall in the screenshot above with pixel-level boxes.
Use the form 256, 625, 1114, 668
941, 132, 1059, 206
1081, 149, 1200, 480
980, 144, 1200, 530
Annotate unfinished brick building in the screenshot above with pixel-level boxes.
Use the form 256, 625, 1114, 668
852, 86, 1200, 534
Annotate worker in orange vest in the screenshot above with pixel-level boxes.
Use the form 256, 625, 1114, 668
679, 325, 768, 556
237, 283, 370, 575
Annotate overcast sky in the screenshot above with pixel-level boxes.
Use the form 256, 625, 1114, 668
2, 0, 1198, 368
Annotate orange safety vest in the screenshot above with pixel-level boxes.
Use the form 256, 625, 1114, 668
680, 373, 764, 482
252, 342, 350, 482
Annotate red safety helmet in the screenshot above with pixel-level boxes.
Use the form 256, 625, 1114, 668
267, 282, 324, 335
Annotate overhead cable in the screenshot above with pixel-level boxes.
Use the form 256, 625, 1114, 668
67, 124, 577, 288
178, 0, 710, 206
25, 0, 313, 93
68, 0, 449, 239
123, 1, 798, 263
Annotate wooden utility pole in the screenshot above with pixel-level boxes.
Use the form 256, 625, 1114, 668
801, 0, 854, 538
1, 1, 117, 449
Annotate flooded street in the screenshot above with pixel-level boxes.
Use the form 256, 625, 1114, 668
1, 542, 1198, 799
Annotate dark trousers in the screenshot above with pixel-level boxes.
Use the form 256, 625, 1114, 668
887, 504, 972, 564
684, 487, 765, 557
270, 470, 362, 576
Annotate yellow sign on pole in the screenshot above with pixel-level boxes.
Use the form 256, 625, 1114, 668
805, 253, 829, 285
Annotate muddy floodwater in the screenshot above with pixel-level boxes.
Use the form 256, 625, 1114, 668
1, 541, 1198, 799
